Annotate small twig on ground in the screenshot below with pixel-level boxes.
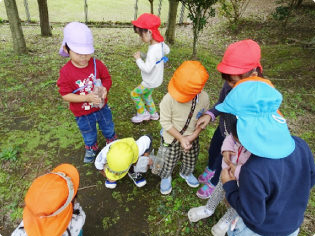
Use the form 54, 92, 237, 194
78, 184, 97, 191
155, 215, 168, 225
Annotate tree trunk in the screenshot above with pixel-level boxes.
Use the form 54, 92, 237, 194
84, 0, 88, 23
37, 0, 51, 36
134, 0, 138, 20
4, 0, 27, 54
192, 16, 200, 59
165, 0, 179, 44
149, 0, 154, 14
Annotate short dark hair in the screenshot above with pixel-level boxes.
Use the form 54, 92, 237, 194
65, 43, 71, 54
133, 25, 149, 37
221, 67, 263, 82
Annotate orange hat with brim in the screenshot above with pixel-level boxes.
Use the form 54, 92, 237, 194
168, 61, 209, 103
23, 164, 79, 236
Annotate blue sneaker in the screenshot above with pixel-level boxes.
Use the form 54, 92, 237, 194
105, 180, 117, 189
180, 173, 199, 188
160, 176, 172, 195
84, 149, 97, 163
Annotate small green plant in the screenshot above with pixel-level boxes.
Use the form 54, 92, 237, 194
0, 146, 19, 161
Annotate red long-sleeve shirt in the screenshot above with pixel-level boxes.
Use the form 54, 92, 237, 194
57, 58, 112, 117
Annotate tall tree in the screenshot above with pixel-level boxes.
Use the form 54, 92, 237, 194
4, 0, 27, 54
37, 0, 52, 36
180, 0, 217, 58
148, 0, 154, 14
165, 0, 179, 44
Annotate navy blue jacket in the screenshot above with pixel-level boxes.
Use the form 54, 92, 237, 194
223, 136, 315, 236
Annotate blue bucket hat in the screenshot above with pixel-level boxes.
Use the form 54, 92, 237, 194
215, 81, 295, 159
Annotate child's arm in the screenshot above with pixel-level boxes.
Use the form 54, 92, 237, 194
186, 126, 203, 142
62, 93, 101, 105
134, 49, 157, 74
221, 134, 236, 166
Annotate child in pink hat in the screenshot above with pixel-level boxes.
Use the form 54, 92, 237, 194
57, 22, 117, 163
130, 13, 170, 123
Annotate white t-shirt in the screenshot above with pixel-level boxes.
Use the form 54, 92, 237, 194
136, 42, 170, 88
94, 136, 151, 172
11, 203, 86, 236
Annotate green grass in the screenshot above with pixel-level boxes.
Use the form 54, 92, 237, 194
0, 3, 314, 235
0, 0, 185, 23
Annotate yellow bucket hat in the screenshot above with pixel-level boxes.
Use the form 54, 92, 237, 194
105, 138, 139, 181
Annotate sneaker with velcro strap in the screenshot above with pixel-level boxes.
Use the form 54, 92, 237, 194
128, 171, 147, 187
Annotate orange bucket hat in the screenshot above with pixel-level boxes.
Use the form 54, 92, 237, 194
23, 163, 80, 236
168, 61, 209, 103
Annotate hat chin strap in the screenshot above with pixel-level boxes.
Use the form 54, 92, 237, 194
40, 172, 75, 218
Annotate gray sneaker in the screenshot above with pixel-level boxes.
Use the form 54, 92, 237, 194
84, 149, 97, 163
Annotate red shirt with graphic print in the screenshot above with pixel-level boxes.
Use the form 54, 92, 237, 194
57, 58, 112, 117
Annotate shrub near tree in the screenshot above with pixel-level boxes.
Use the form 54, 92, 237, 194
180, 0, 218, 58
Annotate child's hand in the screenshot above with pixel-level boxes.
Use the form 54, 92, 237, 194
179, 136, 192, 152
229, 163, 237, 176
86, 93, 101, 104
196, 114, 211, 129
221, 167, 236, 184
222, 151, 235, 166
133, 51, 141, 60
100, 86, 107, 99
148, 157, 153, 166
185, 134, 196, 143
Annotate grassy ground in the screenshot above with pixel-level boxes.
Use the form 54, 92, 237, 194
0, 0, 177, 23
0, 2, 314, 236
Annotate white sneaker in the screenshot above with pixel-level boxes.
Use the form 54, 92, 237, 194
131, 111, 150, 123
211, 218, 230, 236
188, 206, 213, 222
105, 180, 117, 189
150, 112, 159, 120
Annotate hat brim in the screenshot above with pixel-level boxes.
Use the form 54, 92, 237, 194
105, 167, 128, 181
23, 203, 73, 236
217, 62, 251, 75
168, 78, 194, 103
237, 114, 295, 158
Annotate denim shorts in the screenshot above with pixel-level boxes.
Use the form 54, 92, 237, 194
75, 104, 115, 147
227, 217, 300, 236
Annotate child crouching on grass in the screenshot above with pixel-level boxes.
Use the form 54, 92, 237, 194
159, 61, 210, 195
94, 135, 153, 189
57, 22, 117, 163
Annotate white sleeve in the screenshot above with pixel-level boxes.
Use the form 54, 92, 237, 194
136, 135, 151, 156
94, 141, 118, 170
135, 48, 157, 74
64, 203, 86, 236
11, 222, 27, 236
163, 42, 170, 55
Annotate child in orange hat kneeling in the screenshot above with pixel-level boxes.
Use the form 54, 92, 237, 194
130, 13, 170, 123
159, 61, 210, 195
11, 164, 85, 236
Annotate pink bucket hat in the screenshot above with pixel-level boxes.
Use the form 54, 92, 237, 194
59, 22, 94, 57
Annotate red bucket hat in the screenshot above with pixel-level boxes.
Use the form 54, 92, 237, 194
217, 39, 263, 75
131, 13, 164, 42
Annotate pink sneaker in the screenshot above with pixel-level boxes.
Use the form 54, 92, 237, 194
198, 167, 215, 184
196, 182, 215, 199
131, 111, 150, 123
150, 112, 159, 120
